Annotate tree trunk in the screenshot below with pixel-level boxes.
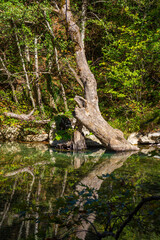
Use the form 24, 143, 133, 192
81, 0, 87, 50
59, 1, 138, 151
34, 36, 44, 114
13, 20, 36, 109
0, 56, 19, 104
73, 121, 86, 151
44, 12, 69, 112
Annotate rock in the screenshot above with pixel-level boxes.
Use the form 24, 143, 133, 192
139, 135, 155, 144
127, 131, 160, 145
141, 147, 156, 154
1, 125, 22, 141
23, 134, 48, 142
127, 132, 139, 145
153, 155, 160, 159
148, 132, 160, 143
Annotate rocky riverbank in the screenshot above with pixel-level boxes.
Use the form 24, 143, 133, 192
0, 124, 160, 150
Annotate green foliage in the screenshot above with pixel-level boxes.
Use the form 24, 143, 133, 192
0, 0, 159, 135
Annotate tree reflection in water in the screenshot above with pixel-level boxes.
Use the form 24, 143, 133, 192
0, 142, 159, 240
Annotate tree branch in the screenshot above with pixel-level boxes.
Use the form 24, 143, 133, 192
115, 196, 160, 240
3, 109, 50, 124
67, 62, 84, 89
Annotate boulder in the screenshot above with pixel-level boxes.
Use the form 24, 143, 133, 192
141, 147, 156, 154
139, 135, 155, 144
148, 132, 160, 143
1, 125, 22, 141
23, 134, 48, 142
127, 131, 160, 145
127, 132, 140, 145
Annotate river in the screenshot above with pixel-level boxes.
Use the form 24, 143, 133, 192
0, 142, 160, 240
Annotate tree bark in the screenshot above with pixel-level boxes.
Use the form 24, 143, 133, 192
73, 121, 86, 151
3, 110, 50, 124
13, 20, 36, 109
44, 12, 69, 112
81, 0, 87, 50
0, 56, 19, 104
34, 36, 44, 114
59, 1, 139, 151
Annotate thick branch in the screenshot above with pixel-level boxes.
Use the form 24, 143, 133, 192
3, 110, 50, 124
67, 62, 84, 89
115, 196, 160, 240
34, 35, 44, 113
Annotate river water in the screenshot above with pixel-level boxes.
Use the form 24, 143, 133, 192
0, 142, 160, 240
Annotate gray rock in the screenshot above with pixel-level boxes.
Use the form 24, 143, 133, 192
153, 155, 160, 159
141, 147, 156, 154
23, 134, 48, 142
127, 131, 160, 145
127, 132, 139, 145
1, 125, 22, 141
148, 132, 160, 138
139, 135, 155, 144
148, 132, 160, 143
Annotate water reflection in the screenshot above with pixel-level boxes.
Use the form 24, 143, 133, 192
76, 151, 136, 240
0, 142, 159, 240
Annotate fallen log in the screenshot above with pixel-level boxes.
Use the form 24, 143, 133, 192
3, 109, 50, 125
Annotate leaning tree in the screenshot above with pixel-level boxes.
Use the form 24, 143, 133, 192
52, 0, 138, 151
1, 0, 139, 151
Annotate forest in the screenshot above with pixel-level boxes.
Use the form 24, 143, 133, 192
0, 0, 160, 148
0, 1, 160, 239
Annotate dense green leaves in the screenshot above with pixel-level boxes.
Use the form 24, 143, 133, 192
0, 0, 159, 132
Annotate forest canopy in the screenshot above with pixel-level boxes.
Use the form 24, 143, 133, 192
0, 0, 160, 136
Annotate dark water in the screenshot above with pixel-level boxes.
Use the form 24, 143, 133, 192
0, 142, 160, 240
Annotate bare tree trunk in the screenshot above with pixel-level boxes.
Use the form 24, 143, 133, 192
34, 36, 44, 114
59, 1, 138, 151
13, 20, 36, 109
81, 0, 87, 50
73, 120, 86, 151
0, 56, 18, 104
46, 74, 58, 111
25, 43, 30, 63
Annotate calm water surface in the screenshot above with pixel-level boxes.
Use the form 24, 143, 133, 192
0, 142, 160, 240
